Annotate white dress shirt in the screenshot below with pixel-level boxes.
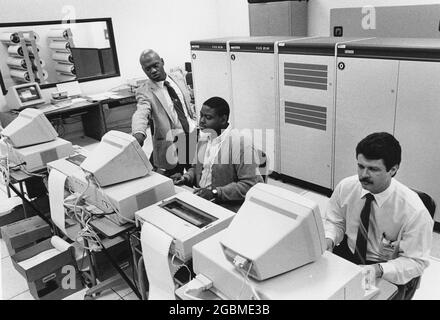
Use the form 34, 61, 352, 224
199, 124, 232, 188
324, 175, 433, 285
156, 75, 196, 132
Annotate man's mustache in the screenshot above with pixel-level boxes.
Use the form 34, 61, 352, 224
359, 177, 372, 183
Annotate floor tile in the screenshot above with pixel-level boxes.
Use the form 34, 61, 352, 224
111, 279, 133, 298
122, 291, 140, 300
63, 288, 88, 300
10, 290, 35, 300
2, 256, 29, 300
94, 289, 123, 300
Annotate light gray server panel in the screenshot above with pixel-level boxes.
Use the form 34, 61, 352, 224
249, 1, 308, 37
277, 38, 340, 189
330, 4, 440, 38
334, 57, 398, 186
229, 37, 297, 174
335, 38, 440, 224
190, 39, 233, 120
394, 60, 440, 223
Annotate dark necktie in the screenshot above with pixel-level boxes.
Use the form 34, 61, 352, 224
164, 80, 189, 134
354, 193, 375, 264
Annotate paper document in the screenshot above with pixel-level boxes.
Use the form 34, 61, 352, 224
56, 81, 82, 97
87, 92, 123, 101
141, 223, 184, 300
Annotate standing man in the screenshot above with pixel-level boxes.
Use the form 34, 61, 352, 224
324, 132, 433, 300
132, 49, 197, 176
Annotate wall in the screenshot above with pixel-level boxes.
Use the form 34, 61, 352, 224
0, 0, 249, 111
308, 0, 440, 36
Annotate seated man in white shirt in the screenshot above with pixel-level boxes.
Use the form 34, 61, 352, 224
174, 96, 263, 211
324, 132, 433, 300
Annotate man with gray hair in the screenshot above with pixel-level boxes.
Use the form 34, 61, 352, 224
131, 49, 197, 177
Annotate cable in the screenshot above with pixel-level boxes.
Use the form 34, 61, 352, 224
0, 140, 10, 185
90, 174, 136, 224
234, 257, 261, 300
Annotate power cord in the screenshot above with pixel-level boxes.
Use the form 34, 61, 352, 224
183, 274, 213, 300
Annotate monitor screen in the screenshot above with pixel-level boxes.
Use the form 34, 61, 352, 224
16, 84, 42, 103
71, 48, 102, 78
5, 82, 45, 110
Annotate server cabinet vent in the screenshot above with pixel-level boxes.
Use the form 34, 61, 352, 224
284, 62, 328, 90
284, 101, 327, 131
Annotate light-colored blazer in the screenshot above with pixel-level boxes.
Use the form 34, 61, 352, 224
185, 129, 264, 203
131, 70, 196, 169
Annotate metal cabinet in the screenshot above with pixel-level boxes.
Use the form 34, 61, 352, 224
334, 57, 399, 186
394, 61, 440, 223
190, 39, 233, 120
229, 37, 296, 173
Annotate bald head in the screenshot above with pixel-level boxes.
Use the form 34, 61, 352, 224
139, 49, 166, 82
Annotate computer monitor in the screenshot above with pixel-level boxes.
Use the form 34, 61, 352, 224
220, 183, 326, 281
5, 82, 46, 110
70, 47, 102, 78
80, 130, 153, 186
0, 108, 58, 147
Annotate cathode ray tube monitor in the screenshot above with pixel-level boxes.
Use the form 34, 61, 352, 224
80, 130, 152, 186
220, 183, 326, 281
5, 82, 46, 110
0, 108, 57, 147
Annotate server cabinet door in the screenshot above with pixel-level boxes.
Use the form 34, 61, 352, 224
279, 54, 335, 189
394, 61, 440, 223
191, 51, 232, 120
334, 58, 398, 187
230, 51, 277, 171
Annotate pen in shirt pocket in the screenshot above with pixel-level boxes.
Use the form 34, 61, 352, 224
382, 232, 392, 245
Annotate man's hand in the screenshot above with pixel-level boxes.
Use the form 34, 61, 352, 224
172, 173, 187, 185
194, 187, 214, 200
326, 238, 335, 252
133, 133, 146, 147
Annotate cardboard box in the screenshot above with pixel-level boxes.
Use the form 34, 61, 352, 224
0, 197, 25, 233
11, 238, 84, 300
0, 215, 51, 256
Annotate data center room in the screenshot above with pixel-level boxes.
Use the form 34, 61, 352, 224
1, 0, 440, 301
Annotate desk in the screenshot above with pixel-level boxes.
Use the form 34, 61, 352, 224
175, 275, 398, 300
0, 89, 136, 141
83, 216, 141, 300
6, 168, 54, 232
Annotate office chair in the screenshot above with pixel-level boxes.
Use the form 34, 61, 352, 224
394, 189, 436, 300
256, 149, 268, 183
412, 189, 436, 219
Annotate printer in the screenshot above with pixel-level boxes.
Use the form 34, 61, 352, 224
135, 191, 235, 262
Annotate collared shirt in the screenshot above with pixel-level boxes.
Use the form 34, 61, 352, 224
324, 175, 433, 285
156, 75, 196, 132
199, 124, 232, 188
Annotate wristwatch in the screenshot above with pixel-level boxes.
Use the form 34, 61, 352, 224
376, 263, 384, 278
211, 187, 218, 199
